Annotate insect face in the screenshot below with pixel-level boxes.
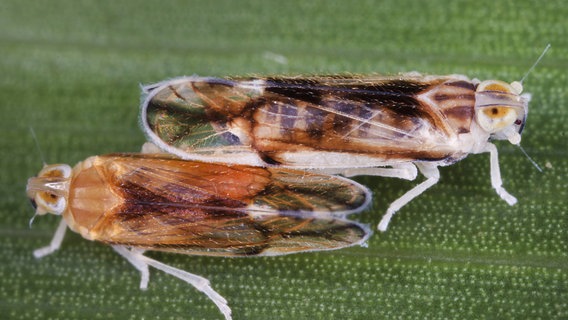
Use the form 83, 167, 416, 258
474, 80, 529, 145
26, 164, 72, 216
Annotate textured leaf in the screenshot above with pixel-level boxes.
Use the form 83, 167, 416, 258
1, 0, 566, 319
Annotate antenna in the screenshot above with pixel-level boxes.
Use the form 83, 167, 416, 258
519, 145, 543, 173
520, 44, 551, 84
29, 127, 47, 166
29, 213, 38, 228
515, 45, 549, 173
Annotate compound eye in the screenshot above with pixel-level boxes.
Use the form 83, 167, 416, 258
477, 80, 518, 94
477, 105, 519, 133
35, 192, 67, 215
38, 164, 72, 179
484, 105, 517, 120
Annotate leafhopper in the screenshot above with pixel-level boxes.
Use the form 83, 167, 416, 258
141, 73, 531, 231
27, 153, 371, 320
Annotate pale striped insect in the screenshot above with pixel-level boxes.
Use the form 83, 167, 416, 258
27, 152, 371, 320
140, 70, 535, 231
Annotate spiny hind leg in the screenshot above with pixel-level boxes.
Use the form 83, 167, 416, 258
317, 163, 418, 181
113, 246, 232, 320
378, 163, 440, 231
141, 142, 162, 154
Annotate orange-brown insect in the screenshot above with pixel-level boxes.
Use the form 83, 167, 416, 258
27, 153, 371, 320
141, 74, 530, 231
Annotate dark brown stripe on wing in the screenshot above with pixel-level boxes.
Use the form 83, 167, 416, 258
263, 77, 435, 106
442, 105, 475, 134
445, 80, 476, 90
418, 80, 476, 135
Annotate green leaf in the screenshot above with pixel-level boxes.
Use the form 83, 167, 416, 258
1, 0, 566, 319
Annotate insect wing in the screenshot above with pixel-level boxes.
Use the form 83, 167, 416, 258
142, 78, 265, 165
76, 154, 371, 256
141, 76, 475, 166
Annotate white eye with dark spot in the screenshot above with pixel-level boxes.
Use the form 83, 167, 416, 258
477, 105, 520, 133
35, 192, 67, 215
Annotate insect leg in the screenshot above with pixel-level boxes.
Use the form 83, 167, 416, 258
113, 246, 232, 320
342, 163, 418, 180
33, 219, 68, 258
113, 246, 150, 289
378, 163, 440, 231
140, 142, 162, 154
483, 142, 517, 205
